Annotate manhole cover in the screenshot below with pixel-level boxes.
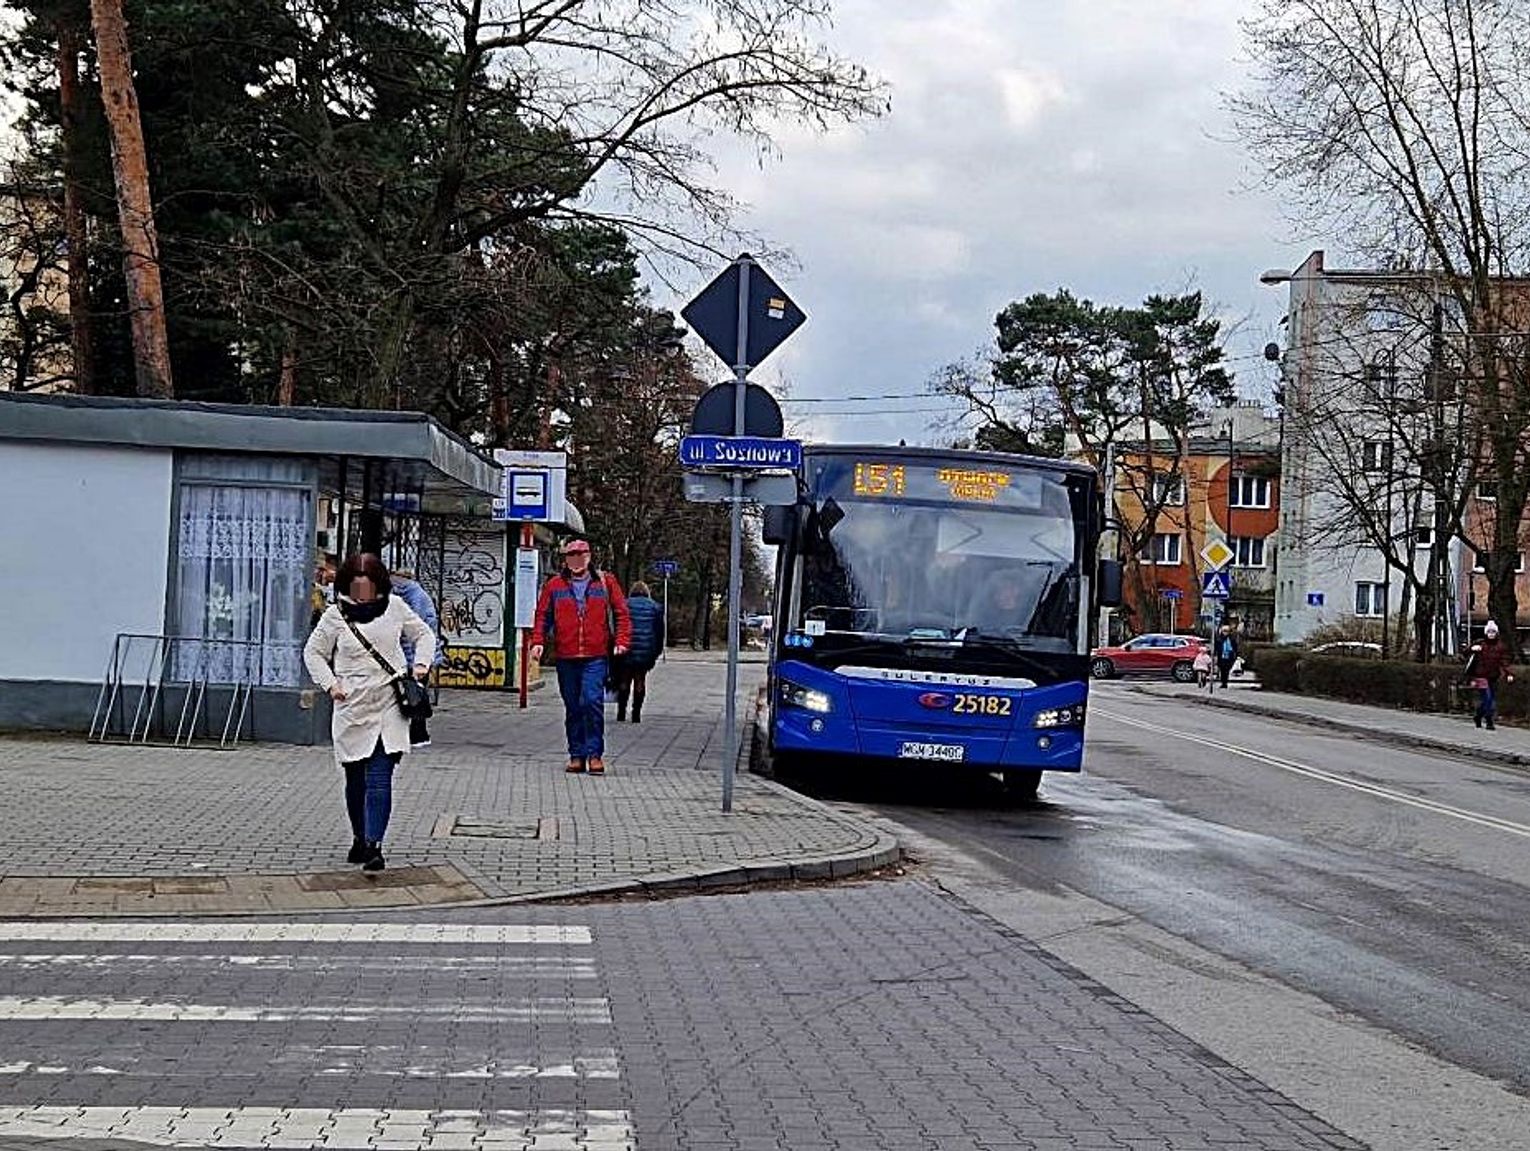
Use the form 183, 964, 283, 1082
451, 818, 541, 839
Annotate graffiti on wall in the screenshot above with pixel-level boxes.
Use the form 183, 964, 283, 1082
436, 645, 507, 688
420, 518, 506, 649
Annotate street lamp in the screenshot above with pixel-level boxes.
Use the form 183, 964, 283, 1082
1224, 416, 1235, 637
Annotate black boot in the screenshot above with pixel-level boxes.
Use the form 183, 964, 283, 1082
347, 838, 369, 864
362, 842, 385, 872
631, 693, 643, 724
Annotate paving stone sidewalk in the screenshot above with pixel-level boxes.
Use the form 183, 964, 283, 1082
0, 656, 896, 917
1130, 678, 1530, 766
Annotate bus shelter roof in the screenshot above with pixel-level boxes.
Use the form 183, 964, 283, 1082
0, 392, 500, 510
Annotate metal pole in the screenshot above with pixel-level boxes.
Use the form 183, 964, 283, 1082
1382, 350, 1394, 659
1099, 441, 1115, 643
723, 255, 752, 813
519, 522, 534, 710
661, 575, 669, 662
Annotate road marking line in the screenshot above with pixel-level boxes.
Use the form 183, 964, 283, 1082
0, 1052, 623, 1079
0, 996, 612, 1023
1094, 707, 1530, 840
0, 923, 590, 945
0, 1107, 634, 1148
0, 953, 598, 976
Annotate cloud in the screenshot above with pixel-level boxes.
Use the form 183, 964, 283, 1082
658, 0, 1308, 448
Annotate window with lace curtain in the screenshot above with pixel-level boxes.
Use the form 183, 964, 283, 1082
173, 455, 315, 686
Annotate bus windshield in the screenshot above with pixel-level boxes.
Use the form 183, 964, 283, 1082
796, 463, 1083, 653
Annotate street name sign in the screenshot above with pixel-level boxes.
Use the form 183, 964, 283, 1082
680, 435, 801, 471
1202, 570, 1232, 599
653, 559, 680, 577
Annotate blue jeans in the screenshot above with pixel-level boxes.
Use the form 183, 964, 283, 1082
1477, 680, 1498, 725
343, 741, 399, 843
556, 658, 608, 758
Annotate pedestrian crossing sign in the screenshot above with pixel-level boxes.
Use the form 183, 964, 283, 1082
1202, 570, 1232, 599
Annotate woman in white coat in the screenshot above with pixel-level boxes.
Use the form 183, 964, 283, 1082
303, 552, 435, 871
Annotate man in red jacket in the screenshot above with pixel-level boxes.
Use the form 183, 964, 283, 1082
530, 538, 632, 775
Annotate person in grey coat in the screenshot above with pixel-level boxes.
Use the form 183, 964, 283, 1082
614, 581, 665, 723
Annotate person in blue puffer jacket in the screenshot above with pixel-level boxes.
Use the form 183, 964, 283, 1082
614, 581, 665, 723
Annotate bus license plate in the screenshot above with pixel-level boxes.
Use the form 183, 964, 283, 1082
898, 741, 965, 762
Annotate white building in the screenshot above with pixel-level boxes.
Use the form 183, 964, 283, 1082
0, 393, 514, 742
1262, 251, 1462, 649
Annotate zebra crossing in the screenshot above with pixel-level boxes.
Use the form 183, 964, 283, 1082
0, 920, 632, 1149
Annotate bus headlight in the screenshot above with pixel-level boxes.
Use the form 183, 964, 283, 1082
1033, 705, 1085, 729
779, 679, 832, 714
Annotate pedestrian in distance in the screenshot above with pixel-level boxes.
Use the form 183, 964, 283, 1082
530, 538, 632, 776
1464, 619, 1515, 730
614, 581, 665, 723
391, 568, 444, 748
1193, 646, 1214, 691
309, 553, 337, 630
303, 552, 436, 872
1215, 624, 1240, 689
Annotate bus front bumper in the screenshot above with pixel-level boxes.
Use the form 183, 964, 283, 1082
772, 662, 1086, 771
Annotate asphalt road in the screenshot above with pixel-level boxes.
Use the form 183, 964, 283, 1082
0, 887, 1358, 1151
783, 681, 1530, 1107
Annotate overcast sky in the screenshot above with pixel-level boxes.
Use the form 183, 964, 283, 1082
655, 0, 1319, 447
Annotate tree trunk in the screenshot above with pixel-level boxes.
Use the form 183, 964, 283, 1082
368, 291, 416, 408
89, 0, 172, 398
57, 18, 96, 395
488, 353, 509, 445
277, 335, 297, 405
1490, 496, 1522, 659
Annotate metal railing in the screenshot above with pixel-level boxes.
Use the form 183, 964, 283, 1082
88, 634, 293, 749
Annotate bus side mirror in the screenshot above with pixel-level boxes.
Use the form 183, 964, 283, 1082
1098, 559, 1123, 608
762, 505, 793, 546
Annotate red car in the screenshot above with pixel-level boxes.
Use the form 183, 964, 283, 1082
1090, 633, 1208, 682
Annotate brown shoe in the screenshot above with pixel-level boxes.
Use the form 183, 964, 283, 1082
566, 758, 586, 773
587, 756, 606, 775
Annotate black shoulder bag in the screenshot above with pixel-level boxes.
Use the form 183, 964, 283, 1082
343, 616, 434, 721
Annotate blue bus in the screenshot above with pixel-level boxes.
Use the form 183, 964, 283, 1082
762, 444, 1121, 800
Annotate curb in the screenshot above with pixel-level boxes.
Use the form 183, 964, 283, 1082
1128, 684, 1530, 771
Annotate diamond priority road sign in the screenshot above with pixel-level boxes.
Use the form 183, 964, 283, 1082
680, 257, 806, 372
679, 434, 801, 471
1200, 537, 1236, 571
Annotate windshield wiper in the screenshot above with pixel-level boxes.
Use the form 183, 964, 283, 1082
953, 629, 1069, 679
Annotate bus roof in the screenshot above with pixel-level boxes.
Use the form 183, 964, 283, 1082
801, 442, 1098, 480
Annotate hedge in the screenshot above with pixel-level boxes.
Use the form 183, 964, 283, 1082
1246, 647, 1530, 722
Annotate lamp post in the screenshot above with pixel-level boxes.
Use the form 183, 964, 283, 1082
1380, 346, 1396, 660
1225, 417, 1235, 636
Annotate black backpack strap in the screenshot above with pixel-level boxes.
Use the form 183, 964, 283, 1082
344, 616, 401, 679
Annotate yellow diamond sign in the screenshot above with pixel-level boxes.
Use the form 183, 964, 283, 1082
1200, 538, 1235, 570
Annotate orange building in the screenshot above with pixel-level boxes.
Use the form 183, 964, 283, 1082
1456, 486, 1530, 644
1108, 413, 1281, 640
